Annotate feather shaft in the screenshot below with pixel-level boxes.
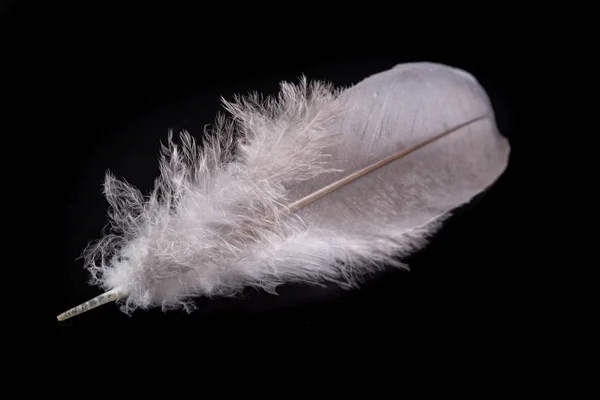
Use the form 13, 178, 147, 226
56, 116, 487, 321
56, 287, 126, 321
285, 115, 488, 214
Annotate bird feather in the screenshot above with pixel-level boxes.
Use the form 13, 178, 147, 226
58, 62, 510, 320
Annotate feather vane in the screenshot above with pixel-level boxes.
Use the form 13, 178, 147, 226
57, 62, 510, 320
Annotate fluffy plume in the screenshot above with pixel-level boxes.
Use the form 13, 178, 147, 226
62, 62, 510, 319
83, 77, 349, 313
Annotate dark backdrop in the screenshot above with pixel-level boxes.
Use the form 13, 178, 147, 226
2, 5, 529, 338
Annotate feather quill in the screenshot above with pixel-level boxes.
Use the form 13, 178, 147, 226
57, 62, 510, 321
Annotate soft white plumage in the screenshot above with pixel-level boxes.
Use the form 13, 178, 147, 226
67, 62, 509, 317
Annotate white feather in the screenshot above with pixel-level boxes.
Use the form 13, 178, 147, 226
77, 62, 510, 316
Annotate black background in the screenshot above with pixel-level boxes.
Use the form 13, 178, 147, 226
2, 5, 534, 341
